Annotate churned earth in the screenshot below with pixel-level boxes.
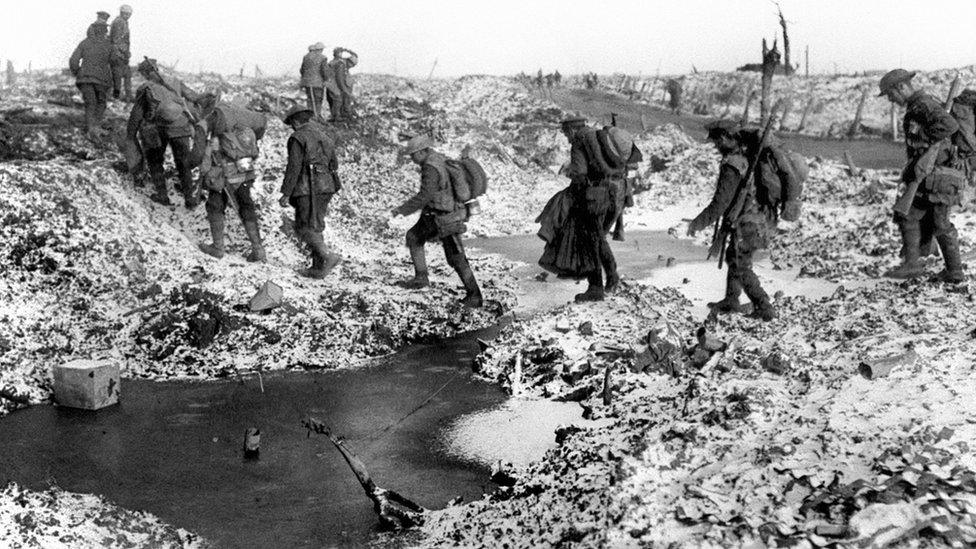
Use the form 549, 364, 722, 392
2, 68, 975, 548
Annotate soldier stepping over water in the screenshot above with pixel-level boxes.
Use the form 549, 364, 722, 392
391, 135, 483, 308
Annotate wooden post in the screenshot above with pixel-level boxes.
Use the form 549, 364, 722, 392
890, 104, 899, 141
797, 95, 815, 132
640, 113, 648, 131
848, 86, 870, 138
427, 58, 438, 80
5, 60, 14, 86
805, 45, 810, 77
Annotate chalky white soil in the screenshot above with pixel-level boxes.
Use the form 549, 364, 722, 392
3, 70, 975, 548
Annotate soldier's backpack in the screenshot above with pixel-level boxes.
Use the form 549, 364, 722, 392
950, 89, 976, 158
142, 77, 189, 127
219, 127, 259, 161
754, 143, 807, 222
445, 156, 489, 204
596, 126, 635, 170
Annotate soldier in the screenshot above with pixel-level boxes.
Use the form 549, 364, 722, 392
126, 57, 203, 208
69, 21, 118, 139
110, 5, 133, 101
560, 116, 621, 302
878, 69, 965, 282
391, 135, 483, 307
197, 98, 269, 262
279, 105, 342, 279
300, 43, 329, 117
328, 47, 358, 121
687, 120, 777, 321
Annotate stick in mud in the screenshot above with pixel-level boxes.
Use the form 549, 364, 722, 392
797, 95, 815, 132
303, 417, 427, 530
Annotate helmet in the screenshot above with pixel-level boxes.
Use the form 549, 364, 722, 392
282, 105, 313, 124
403, 135, 434, 156
309, 42, 324, 51
878, 69, 916, 97
137, 57, 159, 75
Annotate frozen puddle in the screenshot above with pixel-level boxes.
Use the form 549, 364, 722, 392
440, 398, 604, 468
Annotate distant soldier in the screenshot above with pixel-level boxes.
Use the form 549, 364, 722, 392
300, 42, 328, 117
197, 98, 269, 262
666, 78, 683, 115
69, 21, 118, 139
553, 70, 562, 86
110, 5, 133, 101
391, 135, 483, 307
559, 116, 621, 302
328, 47, 358, 121
126, 57, 203, 208
687, 120, 777, 321
878, 69, 965, 282
279, 105, 342, 279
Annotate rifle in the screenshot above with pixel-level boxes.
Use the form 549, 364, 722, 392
707, 104, 780, 267
892, 81, 963, 217
144, 56, 197, 124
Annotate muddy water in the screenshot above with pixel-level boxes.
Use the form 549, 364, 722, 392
468, 230, 863, 318
0, 328, 520, 548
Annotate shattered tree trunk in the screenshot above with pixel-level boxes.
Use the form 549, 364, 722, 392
760, 38, 782, 125
778, 95, 794, 131
776, 3, 794, 76
742, 88, 757, 126
5, 61, 14, 86
303, 417, 426, 530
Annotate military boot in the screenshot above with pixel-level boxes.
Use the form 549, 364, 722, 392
604, 272, 621, 295
934, 234, 965, 283
242, 220, 266, 263
749, 299, 778, 321
575, 271, 606, 303
149, 174, 172, 206
298, 233, 334, 279
708, 275, 744, 314
398, 245, 430, 289
885, 225, 925, 279
452, 255, 483, 308
198, 215, 226, 258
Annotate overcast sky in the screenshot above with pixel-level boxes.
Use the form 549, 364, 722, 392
4, 0, 976, 77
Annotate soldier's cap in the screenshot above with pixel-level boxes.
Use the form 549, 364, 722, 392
137, 57, 159, 75
96, 11, 110, 20
560, 115, 587, 129
878, 69, 917, 97
403, 135, 435, 156
333, 47, 343, 55
704, 118, 739, 138
309, 42, 325, 51
282, 104, 313, 124
120, 4, 133, 13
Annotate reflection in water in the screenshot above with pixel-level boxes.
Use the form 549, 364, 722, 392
440, 398, 601, 468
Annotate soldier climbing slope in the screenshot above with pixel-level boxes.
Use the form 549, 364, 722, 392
69, 20, 119, 140
328, 47, 358, 121
126, 58, 204, 208
197, 97, 269, 263
279, 105, 343, 279
879, 69, 966, 283
687, 120, 781, 321
109, 5, 134, 102
391, 135, 483, 308
300, 42, 329, 118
